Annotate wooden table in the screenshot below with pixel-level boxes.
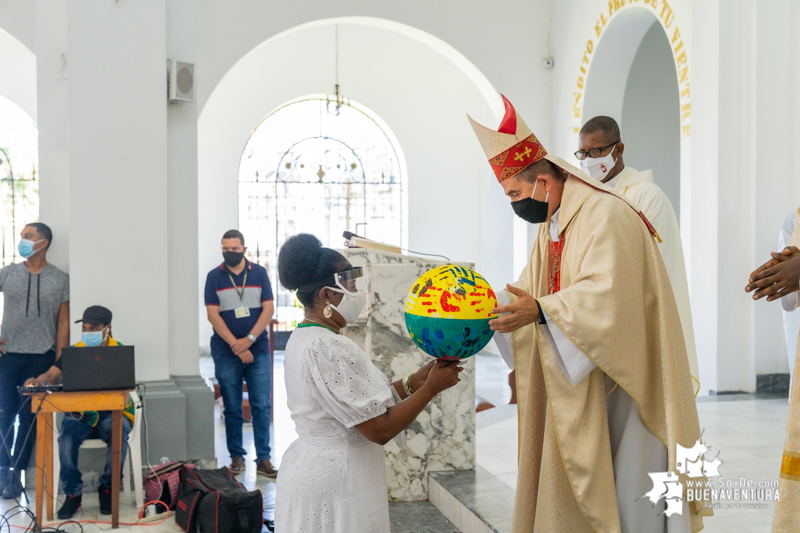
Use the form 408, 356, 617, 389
31, 390, 131, 529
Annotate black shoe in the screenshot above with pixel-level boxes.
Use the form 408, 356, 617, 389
99, 484, 112, 515
57, 494, 82, 519
1, 470, 21, 500
0, 468, 9, 494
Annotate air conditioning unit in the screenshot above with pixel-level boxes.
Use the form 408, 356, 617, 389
168, 60, 194, 102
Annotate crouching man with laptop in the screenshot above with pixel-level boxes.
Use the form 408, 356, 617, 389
25, 305, 134, 519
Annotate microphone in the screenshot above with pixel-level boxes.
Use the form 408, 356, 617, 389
343, 231, 363, 241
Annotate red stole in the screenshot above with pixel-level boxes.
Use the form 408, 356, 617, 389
547, 239, 564, 294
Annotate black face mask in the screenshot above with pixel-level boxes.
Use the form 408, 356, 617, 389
511, 197, 549, 224
223, 251, 245, 267
511, 183, 549, 224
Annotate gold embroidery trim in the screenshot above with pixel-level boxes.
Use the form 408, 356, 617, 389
780, 451, 800, 477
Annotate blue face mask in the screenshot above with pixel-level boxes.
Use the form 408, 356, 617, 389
18, 239, 44, 259
82, 329, 106, 347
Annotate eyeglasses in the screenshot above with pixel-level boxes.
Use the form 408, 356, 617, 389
574, 141, 620, 161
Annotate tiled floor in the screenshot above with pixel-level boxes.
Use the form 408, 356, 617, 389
0, 349, 792, 532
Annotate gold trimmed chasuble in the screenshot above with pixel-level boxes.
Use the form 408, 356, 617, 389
510, 176, 709, 533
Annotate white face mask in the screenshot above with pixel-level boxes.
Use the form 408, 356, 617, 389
328, 290, 366, 324
580, 145, 617, 180
325, 268, 367, 325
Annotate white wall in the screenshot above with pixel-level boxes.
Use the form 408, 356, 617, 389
551, 0, 800, 393
166, 0, 201, 376
689, 0, 721, 394
0, 0, 34, 55
6, 0, 798, 393
195, 0, 552, 124
621, 21, 681, 218
197, 17, 548, 349
0, 28, 36, 124
751, 1, 799, 376
66, 1, 170, 382
35, 0, 70, 273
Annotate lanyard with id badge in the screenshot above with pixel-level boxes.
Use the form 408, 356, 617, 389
228, 269, 250, 318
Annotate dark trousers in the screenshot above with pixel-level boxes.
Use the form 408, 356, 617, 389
0, 351, 56, 470
59, 413, 131, 495
213, 351, 272, 462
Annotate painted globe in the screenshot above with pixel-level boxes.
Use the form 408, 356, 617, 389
404, 265, 498, 360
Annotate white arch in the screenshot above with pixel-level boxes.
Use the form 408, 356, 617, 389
197, 18, 512, 350
0, 27, 36, 123
201, 17, 502, 122
581, 8, 658, 124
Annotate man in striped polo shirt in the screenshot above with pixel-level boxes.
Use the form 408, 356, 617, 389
205, 230, 277, 478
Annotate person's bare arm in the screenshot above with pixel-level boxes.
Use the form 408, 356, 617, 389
390, 360, 435, 400
56, 301, 70, 359
356, 361, 463, 445
206, 305, 238, 346
24, 366, 63, 388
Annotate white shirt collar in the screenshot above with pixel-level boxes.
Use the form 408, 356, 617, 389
603, 165, 626, 189
549, 208, 561, 242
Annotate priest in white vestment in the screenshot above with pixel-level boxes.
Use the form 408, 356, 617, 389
468, 96, 709, 533
746, 209, 800, 531
576, 116, 700, 396
778, 211, 800, 391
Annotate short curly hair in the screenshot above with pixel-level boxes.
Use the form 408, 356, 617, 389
278, 233, 350, 308
579, 116, 621, 145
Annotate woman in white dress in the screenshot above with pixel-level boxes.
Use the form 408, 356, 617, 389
274, 234, 463, 533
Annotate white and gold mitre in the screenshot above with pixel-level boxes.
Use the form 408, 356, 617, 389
467, 95, 549, 183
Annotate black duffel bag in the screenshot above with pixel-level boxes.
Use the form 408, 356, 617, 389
175, 466, 263, 533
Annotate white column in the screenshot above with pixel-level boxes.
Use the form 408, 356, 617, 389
751, 1, 799, 379
166, 0, 200, 377
691, 0, 799, 393
714, 0, 757, 392
35, 0, 70, 272
66, 1, 169, 383
689, 0, 721, 394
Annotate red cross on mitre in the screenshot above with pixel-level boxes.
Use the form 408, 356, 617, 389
488, 134, 548, 183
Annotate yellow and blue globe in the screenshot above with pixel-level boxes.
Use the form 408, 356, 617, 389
404, 266, 498, 360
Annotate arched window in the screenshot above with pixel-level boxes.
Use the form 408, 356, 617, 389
0, 96, 39, 267
239, 97, 403, 331
0, 96, 39, 322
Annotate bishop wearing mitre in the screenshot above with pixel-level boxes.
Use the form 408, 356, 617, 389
469, 96, 711, 533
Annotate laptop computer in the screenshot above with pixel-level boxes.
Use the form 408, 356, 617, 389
60, 345, 135, 392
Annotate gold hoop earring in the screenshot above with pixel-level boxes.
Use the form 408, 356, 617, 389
323, 304, 333, 319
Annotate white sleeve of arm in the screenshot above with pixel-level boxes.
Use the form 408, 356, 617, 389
779, 217, 800, 312
390, 386, 406, 448
492, 290, 515, 369
540, 308, 597, 385
782, 292, 799, 312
